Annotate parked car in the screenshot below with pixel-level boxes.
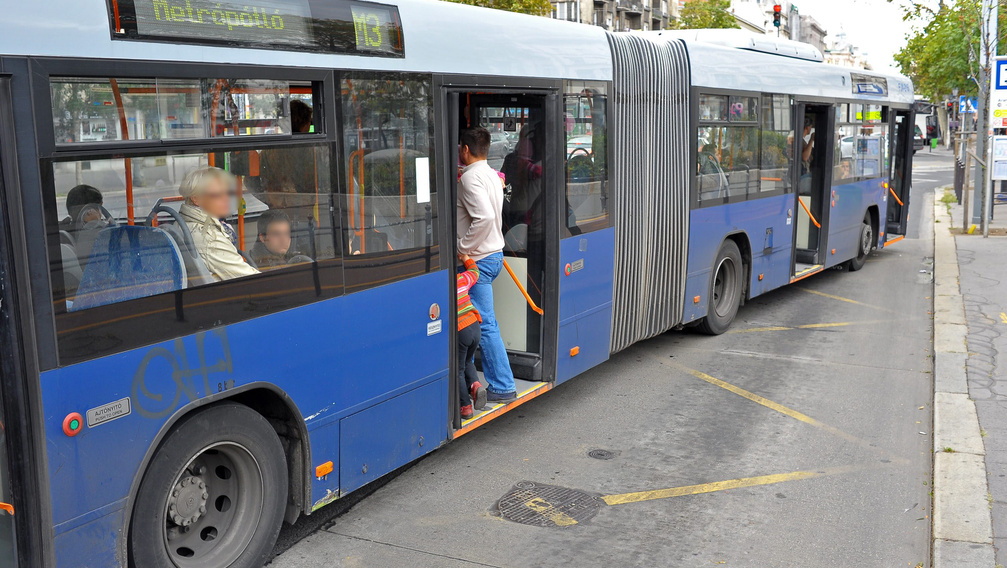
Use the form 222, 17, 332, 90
913, 125, 925, 153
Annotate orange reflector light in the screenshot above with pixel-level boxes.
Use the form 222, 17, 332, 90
63, 412, 84, 437
570, 346, 580, 357
831, 249, 836, 255
315, 461, 334, 478
758, 273, 764, 281
693, 295, 701, 304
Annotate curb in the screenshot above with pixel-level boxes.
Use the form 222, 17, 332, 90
932, 193, 995, 567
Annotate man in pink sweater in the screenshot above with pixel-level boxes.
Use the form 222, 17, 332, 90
457, 127, 516, 403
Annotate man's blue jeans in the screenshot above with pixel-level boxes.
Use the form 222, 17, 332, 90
467, 252, 516, 395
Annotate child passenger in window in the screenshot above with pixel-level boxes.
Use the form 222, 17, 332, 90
250, 210, 295, 270
178, 166, 259, 282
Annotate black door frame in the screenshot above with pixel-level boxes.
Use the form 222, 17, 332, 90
435, 78, 562, 430
888, 108, 915, 236
791, 102, 836, 271
0, 74, 56, 567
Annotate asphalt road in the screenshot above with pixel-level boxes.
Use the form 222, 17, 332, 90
270, 152, 951, 567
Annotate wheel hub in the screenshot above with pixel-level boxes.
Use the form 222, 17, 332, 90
168, 475, 208, 526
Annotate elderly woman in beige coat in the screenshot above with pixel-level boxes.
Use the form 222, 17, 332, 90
178, 166, 259, 282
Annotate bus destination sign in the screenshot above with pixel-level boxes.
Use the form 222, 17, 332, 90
111, 0, 404, 57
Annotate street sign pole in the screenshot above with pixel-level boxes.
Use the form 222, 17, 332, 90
978, 0, 998, 232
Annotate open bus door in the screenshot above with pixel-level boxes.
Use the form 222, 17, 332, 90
445, 87, 561, 431
887, 108, 914, 239
791, 103, 835, 280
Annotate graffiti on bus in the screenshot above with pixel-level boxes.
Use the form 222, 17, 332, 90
131, 328, 235, 419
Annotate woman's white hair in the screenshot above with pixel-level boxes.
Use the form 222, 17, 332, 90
179, 166, 234, 203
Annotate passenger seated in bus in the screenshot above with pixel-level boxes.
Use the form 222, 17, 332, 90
698, 144, 728, 196
250, 209, 298, 269
178, 166, 259, 282
257, 100, 316, 210
59, 184, 104, 232
835, 158, 854, 181
457, 253, 487, 419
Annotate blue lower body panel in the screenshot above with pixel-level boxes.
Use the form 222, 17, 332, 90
339, 376, 448, 494
557, 227, 615, 384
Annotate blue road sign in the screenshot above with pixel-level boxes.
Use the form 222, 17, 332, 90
960, 95, 978, 113
997, 59, 1007, 90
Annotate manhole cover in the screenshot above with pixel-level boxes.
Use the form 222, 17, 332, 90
494, 481, 603, 528
588, 449, 618, 460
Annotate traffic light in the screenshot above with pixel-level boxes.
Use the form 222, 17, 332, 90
773, 4, 781, 27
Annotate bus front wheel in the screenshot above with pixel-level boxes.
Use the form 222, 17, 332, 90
129, 402, 287, 568
698, 240, 743, 335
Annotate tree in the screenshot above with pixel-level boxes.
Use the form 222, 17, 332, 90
669, 0, 740, 30
443, 0, 553, 17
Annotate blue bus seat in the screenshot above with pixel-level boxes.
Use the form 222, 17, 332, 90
71, 225, 187, 312
160, 222, 216, 287
60, 243, 82, 296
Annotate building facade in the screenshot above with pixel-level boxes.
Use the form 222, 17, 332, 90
551, 0, 677, 31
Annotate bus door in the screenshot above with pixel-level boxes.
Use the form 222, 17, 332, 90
447, 89, 561, 421
887, 108, 914, 238
792, 103, 835, 278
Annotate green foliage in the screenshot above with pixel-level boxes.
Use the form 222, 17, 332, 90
894, 1, 978, 101
444, 0, 553, 17
669, 0, 739, 30
895, 0, 1007, 102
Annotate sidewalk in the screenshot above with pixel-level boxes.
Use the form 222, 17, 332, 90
932, 188, 999, 566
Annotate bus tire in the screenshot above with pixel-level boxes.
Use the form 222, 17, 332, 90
129, 402, 287, 568
698, 239, 743, 335
847, 215, 872, 272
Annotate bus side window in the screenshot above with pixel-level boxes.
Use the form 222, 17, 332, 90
339, 73, 438, 293
564, 81, 609, 234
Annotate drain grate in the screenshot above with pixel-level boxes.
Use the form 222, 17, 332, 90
588, 449, 618, 460
495, 481, 603, 528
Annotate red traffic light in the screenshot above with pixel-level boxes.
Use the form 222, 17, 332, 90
773, 4, 781, 12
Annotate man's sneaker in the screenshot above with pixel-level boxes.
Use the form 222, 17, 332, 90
461, 404, 474, 420
471, 382, 487, 410
486, 390, 517, 404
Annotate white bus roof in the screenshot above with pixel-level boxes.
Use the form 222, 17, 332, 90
639, 30, 915, 106
0, 0, 614, 81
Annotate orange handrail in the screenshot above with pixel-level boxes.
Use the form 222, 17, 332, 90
797, 197, 821, 229
502, 259, 543, 316
347, 149, 366, 252
109, 79, 134, 225
888, 187, 904, 206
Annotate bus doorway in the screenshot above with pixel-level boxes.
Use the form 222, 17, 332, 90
447, 90, 560, 427
887, 109, 914, 238
792, 104, 834, 279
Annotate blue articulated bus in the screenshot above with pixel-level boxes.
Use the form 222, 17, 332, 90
0, 2, 914, 566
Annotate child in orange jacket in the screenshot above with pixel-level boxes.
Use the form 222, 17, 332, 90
457, 254, 488, 419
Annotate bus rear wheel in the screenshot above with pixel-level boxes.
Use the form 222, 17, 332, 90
129, 402, 287, 568
698, 240, 743, 335
847, 214, 872, 272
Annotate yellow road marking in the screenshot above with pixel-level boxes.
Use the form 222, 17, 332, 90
796, 287, 897, 313
601, 463, 880, 506
1000, 312, 1007, 324
680, 367, 865, 445
523, 498, 579, 526
728, 319, 890, 334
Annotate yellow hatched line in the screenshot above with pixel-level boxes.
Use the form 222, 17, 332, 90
602, 463, 880, 506
796, 287, 898, 313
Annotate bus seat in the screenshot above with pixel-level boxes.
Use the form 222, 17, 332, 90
60, 243, 83, 296
74, 219, 112, 267
70, 226, 187, 312
59, 230, 76, 248
161, 222, 215, 287
504, 223, 528, 253
146, 202, 215, 287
